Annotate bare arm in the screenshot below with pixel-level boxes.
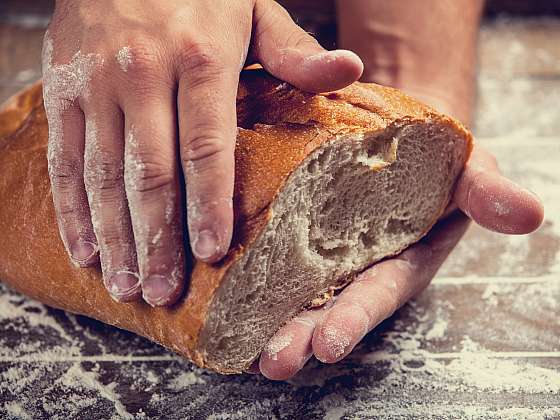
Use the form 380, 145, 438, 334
337, 0, 485, 124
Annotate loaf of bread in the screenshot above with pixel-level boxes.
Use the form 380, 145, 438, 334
0, 70, 472, 374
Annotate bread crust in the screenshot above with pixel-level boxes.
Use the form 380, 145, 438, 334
0, 70, 472, 373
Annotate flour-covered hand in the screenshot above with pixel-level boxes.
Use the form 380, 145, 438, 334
42, 0, 364, 306
258, 144, 544, 380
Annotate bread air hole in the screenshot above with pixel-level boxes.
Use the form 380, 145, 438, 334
356, 135, 399, 170
200, 122, 467, 372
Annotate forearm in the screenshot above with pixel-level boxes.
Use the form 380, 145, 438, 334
336, 0, 485, 124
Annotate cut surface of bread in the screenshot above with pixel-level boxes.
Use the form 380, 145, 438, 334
0, 70, 472, 374
201, 122, 467, 371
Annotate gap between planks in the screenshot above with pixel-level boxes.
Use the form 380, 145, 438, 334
477, 136, 560, 146
2, 351, 560, 364
433, 274, 557, 285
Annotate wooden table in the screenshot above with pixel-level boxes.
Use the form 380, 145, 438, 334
0, 5, 559, 419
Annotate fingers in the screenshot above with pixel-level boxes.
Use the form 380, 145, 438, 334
312, 212, 471, 363
82, 101, 141, 302
252, 0, 363, 93
46, 102, 98, 267
122, 93, 185, 307
177, 47, 238, 263
454, 145, 544, 234
259, 308, 325, 380
260, 212, 471, 380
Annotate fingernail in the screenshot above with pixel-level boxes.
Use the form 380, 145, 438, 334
142, 275, 174, 306
107, 272, 140, 301
192, 229, 219, 261
70, 240, 97, 265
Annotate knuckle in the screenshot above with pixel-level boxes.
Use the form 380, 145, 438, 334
284, 28, 318, 51
118, 40, 174, 96
182, 132, 227, 164
47, 154, 81, 188
57, 204, 79, 218
125, 39, 165, 77
84, 154, 124, 191
176, 41, 226, 86
124, 155, 174, 194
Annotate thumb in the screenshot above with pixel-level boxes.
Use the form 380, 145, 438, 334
252, 0, 363, 93
453, 145, 544, 235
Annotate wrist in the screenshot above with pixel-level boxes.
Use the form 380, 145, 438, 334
336, 0, 484, 125
357, 37, 476, 124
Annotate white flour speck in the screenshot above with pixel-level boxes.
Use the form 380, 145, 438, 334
322, 325, 351, 359
494, 201, 511, 216
169, 370, 206, 389
116, 46, 133, 72
425, 317, 448, 340
265, 332, 294, 361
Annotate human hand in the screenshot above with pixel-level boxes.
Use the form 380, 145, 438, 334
257, 144, 544, 380
42, 0, 363, 306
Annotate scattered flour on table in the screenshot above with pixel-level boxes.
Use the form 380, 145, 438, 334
56, 363, 133, 419
14, 69, 38, 83
2, 19, 560, 416
424, 316, 448, 340
476, 18, 560, 138
2, 14, 49, 29
441, 17, 560, 279
145, 369, 159, 385
481, 283, 504, 306
0, 284, 151, 418
169, 370, 206, 389
3, 401, 31, 419
1, 366, 43, 394
0, 289, 80, 352
341, 403, 558, 420
353, 332, 560, 395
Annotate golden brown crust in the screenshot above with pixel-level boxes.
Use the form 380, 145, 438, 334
0, 81, 43, 138
0, 70, 472, 373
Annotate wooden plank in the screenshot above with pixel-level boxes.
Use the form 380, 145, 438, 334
441, 137, 560, 278
479, 18, 560, 78
0, 24, 44, 88
0, 353, 559, 418
0, 9, 558, 420
475, 79, 560, 138
1, 274, 558, 362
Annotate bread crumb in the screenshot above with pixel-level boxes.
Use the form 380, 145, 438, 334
274, 82, 289, 92
309, 288, 334, 308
